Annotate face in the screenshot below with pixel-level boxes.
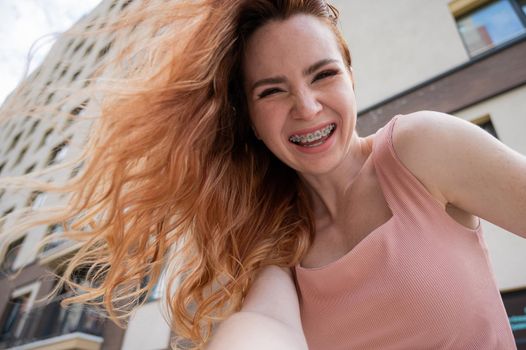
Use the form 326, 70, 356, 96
243, 14, 357, 176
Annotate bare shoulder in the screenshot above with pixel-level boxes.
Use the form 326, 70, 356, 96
392, 110, 526, 236
391, 110, 478, 205
393, 110, 470, 152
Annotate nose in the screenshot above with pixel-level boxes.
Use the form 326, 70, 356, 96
291, 89, 322, 120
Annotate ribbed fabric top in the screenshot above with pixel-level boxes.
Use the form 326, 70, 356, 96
294, 115, 516, 350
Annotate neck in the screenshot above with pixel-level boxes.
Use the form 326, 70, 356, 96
299, 133, 373, 222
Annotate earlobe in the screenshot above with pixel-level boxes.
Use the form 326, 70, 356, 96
251, 125, 261, 139
349, 66, 355, 89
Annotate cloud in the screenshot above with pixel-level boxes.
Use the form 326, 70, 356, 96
0, 0, 102, 105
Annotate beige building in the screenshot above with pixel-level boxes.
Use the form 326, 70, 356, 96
0, 0, 525, 349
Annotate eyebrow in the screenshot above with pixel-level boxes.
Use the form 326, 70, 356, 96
250, 58, 339, 92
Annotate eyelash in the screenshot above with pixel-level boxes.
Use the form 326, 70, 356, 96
313, 69, 339, 81
258, 88, 283, 99
257, 69, 340, 99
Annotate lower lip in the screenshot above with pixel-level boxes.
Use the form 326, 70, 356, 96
290, 127, 336, 154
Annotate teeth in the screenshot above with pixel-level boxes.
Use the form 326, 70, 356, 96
289, 124, 335, 145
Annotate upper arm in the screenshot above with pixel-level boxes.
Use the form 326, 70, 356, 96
393, 111, 526, 237
208, 311, 307, 350
208, 266, 308, 350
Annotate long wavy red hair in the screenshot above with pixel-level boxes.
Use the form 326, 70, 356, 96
3, 0, 352, 348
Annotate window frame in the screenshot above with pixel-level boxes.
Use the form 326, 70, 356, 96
452, 0, 526, 57
0, 237, 25, 274
0, 281, 41, 340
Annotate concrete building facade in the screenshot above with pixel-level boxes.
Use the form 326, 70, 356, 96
0, 0, 525, 348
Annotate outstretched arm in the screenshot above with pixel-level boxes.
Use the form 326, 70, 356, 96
207, 266, 308, 350
394, 111, 526, 237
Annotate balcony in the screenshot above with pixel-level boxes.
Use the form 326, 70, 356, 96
0, 297, 104, 350
38, 240, 83, 268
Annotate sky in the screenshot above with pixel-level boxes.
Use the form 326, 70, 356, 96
0, 0, 102, 105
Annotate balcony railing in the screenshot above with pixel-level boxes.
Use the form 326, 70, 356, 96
0, 297, 104, 349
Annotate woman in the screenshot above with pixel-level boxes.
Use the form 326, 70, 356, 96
207, 2, 525, 349
12, 0, 524, 349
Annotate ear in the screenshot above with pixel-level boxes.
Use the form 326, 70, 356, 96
349, 66, 355, 90
251, 124, 261, 139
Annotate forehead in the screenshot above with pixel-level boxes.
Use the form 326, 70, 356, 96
243, 14, 342, 81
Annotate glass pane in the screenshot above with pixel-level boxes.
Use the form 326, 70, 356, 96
1, 238, 24, 273
457, 0, 525, 56
479, 120, 499, 138
149, 268, 167, 301
519, 0, 526, 15
502, 289, 526, 347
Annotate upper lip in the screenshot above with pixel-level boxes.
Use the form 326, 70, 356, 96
289, 122, 335, 137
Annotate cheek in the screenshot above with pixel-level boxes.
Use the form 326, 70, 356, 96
334, 86, 356, 115
248, 110, 272, 142
251, 106, 283, 135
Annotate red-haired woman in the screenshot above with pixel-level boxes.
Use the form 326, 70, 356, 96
22, 1, 524, 349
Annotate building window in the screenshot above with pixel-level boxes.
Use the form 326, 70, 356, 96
39, 128, 54, 148
0, 293, 30, 342
149, 268, 168, 301
47, 141, 69, 166
59, 65, 70, 79
72, 39, 86, 55
2, 207, 15, 218
455, 0, 526, 57
0, 282, 41, 346
84, 43, 94, 57
26, 191, 46, 209
13, 146, 29, 167
97, 41, 113, 59
45, 92, 55, 105
7, 131, 22, 153
65, 39, 74, 52
28, 119, 40, 136
41, 223, 66, 254
71, 70, 82, 82
0, 273, 105, 348
502, 288, 526, 347
1, 237, 25, 275
122, 0, 134, 10
70, 162, 84, 179
24, 163, 36, 174
472, 114, 499, 138
52, 62, 61, 74
479, 119, 499, 138
0, 207, 15, 233
70, 99, 89, 116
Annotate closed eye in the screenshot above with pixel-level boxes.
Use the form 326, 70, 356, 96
258, 87, 284, 98
312, 69, 339, 82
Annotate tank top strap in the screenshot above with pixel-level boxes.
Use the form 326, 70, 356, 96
372, 115, 445, 219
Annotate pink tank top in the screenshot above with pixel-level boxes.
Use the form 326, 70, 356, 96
294, 115, 517, 349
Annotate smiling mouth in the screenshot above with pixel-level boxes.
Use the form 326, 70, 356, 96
288, 123, 336, 147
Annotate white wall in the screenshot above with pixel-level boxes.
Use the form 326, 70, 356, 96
455, 85, 526, 291
332, 0, 469, 109
121, 301, 171, 350
455, 85, 526, 155
331, 0, 526, 292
